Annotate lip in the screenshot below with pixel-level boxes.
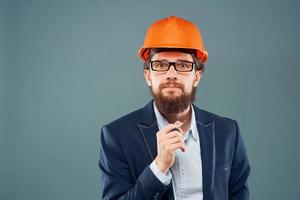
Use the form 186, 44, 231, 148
163, 86, 179, 89
164, 84, 179, 88
162, 86, 181, 91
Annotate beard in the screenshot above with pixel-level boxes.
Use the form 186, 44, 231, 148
150, 81, 197, 115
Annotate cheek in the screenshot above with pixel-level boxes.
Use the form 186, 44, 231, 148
190, 74, 200, 87
151, 82, 160, 92
149, 75, 161, 88
184, 78, 196, 91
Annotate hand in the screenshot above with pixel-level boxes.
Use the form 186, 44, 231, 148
154, 121, 185, 174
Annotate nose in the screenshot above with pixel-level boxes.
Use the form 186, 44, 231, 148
165, 64, 178, 80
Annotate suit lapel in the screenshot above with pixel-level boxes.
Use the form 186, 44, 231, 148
195, 106, 216, 200
137, 121, 159, 161
137, 101, 159, 162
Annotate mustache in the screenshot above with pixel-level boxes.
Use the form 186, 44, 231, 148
159, 81, 184, 90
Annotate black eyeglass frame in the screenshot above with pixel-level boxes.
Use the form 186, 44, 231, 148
150, 60, 195, 72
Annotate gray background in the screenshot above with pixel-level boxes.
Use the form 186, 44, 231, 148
1, 0, 300, 199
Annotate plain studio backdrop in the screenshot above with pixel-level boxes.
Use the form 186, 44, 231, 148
1, 0, 299, 199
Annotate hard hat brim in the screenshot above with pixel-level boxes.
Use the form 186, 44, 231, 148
138, 47, 208, 64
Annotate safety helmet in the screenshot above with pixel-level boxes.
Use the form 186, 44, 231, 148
138, 16, 208, 64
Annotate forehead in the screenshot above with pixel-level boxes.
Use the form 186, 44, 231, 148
151, 51, 193, 61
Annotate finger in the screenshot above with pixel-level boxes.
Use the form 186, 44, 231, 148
171, 122, 184, 135
167, 138, 185, 152
166, 136, 184, 145
177, 126, 184, 135
157, 131, 176, 144
164, 131, 183, 139
169, 143, 186, 152
160, 122, 182, 134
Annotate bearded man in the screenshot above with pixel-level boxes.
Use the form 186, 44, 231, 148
99, 16, 250, 200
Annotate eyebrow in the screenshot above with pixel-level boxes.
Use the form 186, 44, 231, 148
154, 59, 192, 62
176, 59, 193, 62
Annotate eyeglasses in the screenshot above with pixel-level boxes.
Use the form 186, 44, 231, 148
150, 60, 194, 72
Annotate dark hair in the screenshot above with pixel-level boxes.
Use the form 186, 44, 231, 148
143, 48, 205, 72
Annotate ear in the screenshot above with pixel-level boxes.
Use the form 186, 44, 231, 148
144, 69, 152, 86
193, 69, 202, 87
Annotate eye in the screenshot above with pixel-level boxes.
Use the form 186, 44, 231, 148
176, 61, 193, 70
181, 63, 189, 68
159, 62, 169, 68
152, 61, 169, 70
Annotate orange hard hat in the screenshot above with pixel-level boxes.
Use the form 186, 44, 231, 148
138, 16, 208, 64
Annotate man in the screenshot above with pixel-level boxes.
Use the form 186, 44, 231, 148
99, 16, 250, 200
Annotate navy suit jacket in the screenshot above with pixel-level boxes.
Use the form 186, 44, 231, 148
99, 101, 250, 200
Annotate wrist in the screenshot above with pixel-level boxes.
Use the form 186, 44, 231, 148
154, 158, 170, 174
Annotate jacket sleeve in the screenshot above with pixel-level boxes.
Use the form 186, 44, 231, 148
229, 120, 251, 200
99, 125, 170, 200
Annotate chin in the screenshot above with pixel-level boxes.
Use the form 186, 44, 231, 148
162, 93, 182, 100
162, 89, 182, 96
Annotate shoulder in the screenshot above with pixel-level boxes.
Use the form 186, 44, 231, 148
104, 107, 145, 129
193, 105, 240, 139
194, 105, 237, 125
100, 106, 143, 147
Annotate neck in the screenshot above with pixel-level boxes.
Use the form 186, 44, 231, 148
164, 105, 192, 133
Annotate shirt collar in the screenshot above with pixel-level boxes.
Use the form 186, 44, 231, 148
153, 102, 198, 142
